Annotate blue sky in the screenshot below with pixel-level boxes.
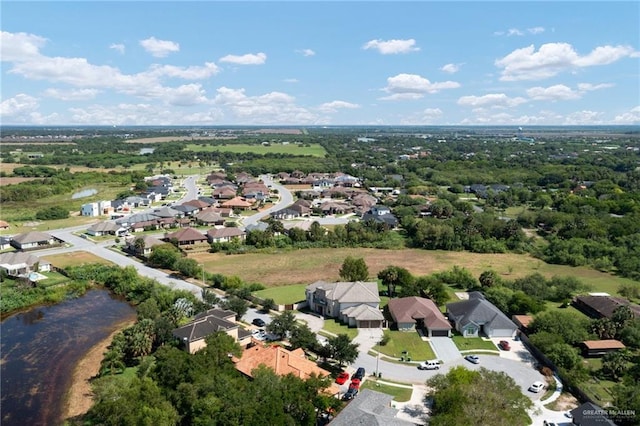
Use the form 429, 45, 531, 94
1, 1, 639, 126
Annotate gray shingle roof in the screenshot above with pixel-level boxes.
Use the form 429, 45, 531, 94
447, 294, 516, 331
11, 231, 54, 244
330, 389, 414, 426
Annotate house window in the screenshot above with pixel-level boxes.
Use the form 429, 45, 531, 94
465, 327, 477, 336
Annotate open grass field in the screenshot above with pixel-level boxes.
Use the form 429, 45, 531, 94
360, 379, 413, 402
189, 247, 636, 296
184, 143, 326, 157
42, 251, 113, 268
377, 329, 437, 361
252, 284, 307, 305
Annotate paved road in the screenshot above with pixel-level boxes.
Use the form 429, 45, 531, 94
241, 174, 294, 227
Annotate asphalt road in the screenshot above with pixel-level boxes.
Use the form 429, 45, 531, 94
241, 174, 294, 227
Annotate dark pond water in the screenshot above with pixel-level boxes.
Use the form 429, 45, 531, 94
0, 289, 136, 426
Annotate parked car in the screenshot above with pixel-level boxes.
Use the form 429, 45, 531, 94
349, 378, 361, 389
498, 340, 511, 351
417, 360, 440, 370
352, 367, 365, 380
464, 355, 480, 364
342, 387, 358, 401
529, 381, 545, 393
252, 318, 266, 327
335, 372, 350, 385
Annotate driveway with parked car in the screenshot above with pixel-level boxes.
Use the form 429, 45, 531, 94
242, 308, 272, 328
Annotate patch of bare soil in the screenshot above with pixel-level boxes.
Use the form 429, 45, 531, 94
548, 393, 579, 411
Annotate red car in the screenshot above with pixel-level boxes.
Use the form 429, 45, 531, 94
335, 372, 350, 385
349, 378, 361, 390
498, 340, 511, 351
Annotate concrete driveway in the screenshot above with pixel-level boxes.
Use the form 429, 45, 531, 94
429, 337, 461, 362
241, 307, 272, 328
294, 311, 325, 332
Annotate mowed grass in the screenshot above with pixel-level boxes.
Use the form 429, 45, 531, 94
184, 143, 326, 157
360, 380, 413, 402
253, 284, 307, 305
321, 319, 358, 340
188, 247, 635, 296
452, 335, 501, 352
377, 330, 436, 361
42, 251, 113, 268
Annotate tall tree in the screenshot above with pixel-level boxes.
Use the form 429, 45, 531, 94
339, 256, 369, 281
378, 265, 414, 297
327, 334, 359, 367
267, 310, 298, 339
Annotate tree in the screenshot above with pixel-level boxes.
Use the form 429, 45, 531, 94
267, 310, 298, 339
479, 270, 502, 288
601, 350, 631, 380
327, 334, 359, 367
619, 319, 640, 349
261, 298, 276, 313
148, 243, 180, 269
378, 265, 414, 297
133, 237, 146, 255
545, 343, 581, 370
425, 366, 532, 426
590, 318, 617, 340
529, 311, 590, 345
339, 256, 369, 281
612, 305, 634, 336
289, 323, 317, 350
222, 296, 248, 318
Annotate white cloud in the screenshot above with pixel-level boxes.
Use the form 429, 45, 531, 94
67, 103, 224, 125
147, 63, 220, 79
528, 27, 545, 35
219, 52, 267, 65
0, 31, 47, 61
318, 100, 360, 113
363, 39, 420, 55
577, 82, 614, 91
109, 43, 125, 54
508, 28, 524, 36
283, 78, 299, 83
496, 42, 639, 81
495, 27, 545, 37
380, 73, 460, 100
213, 87, 317, 123
457, 93, 528, 108
400, 108, 443, 124
297, 48, 315, 57
564, 110, 605, 125
43, 88, 100, 101
613, 106, 640, 124
441, 63, 460, 74
0, 93, 39, 116
526, 84, 580, 101
139, 37, 180, 58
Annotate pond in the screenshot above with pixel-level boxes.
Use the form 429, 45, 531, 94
0, 289, 136, 426
71, 188, 97, 199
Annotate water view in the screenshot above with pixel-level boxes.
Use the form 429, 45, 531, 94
0, 289, 136, 426
71, 188, 97, 199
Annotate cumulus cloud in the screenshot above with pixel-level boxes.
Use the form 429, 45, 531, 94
400, 108, 443, 125
43, 88, 100, 101
297, 48, 315, 57
363, 39, 419, 54
495, 42, 639, 81
147, 63, 220, 79
0, 93, 39, 116
1, 31, 46, 61
526, 82, 614, 101
613, 106, 640, 124
441, 63, 461, 74
213, 87, 316, 123
67, 103, 224, 125
577, 82, 614, 91
564, 110, 605, 125
494, 27, 545, 36
219, 52, 267, 65
109, 43, 125, 54
139, 37, 180, 57
380, 73, 460, 100
317, 100, 360, 113
283, 78, 299, 83
457, 93, 528, 108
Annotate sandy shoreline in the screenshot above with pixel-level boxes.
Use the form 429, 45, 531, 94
62, 320, 134, 421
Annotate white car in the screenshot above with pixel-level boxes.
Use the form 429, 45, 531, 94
529, 381, 545, 393
417, 361, 440, 370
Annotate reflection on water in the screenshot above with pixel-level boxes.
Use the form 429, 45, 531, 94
71, 188, 97, 199
0, 289, 136, 426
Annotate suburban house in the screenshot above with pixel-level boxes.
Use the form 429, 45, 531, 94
305, 281, 384, 328
80, 200, 112, 217
573, 294, 640, 319
172, 308, 252, 354
361, 205, 399, 228
233, 345, 340, 395
387, 297, 452, 337
206, 227, 246, 243
221, 196, 254, 210
512, 315, 534, 333
446, 292, 518, 338
0, 252, 51, 277
164, 227, 208, 247
195, 209, 225, 226
86, 221, 127, 237
0, 237, 11, 251
329, 389, 415, 426
10, 231, 60, 251
569, 402, 616, 425
581, 339, 626, 357
125, 235, 165, 257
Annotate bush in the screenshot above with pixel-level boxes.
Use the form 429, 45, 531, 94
35, 206, 69, 220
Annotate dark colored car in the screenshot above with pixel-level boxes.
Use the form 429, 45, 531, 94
498, 340, 511, 351
464, 355, 480, 364
342, 387, 358, 401
335, 372, 350, 385
352, 367, 365, 380
252, 318, 266, 327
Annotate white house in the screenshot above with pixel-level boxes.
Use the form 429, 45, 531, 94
0, 252, 51, 277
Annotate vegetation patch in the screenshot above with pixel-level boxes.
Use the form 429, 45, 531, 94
184, 143, 327, 157
376, 329, 436, 361
321, 319, 358, 340
42, 251, 113, 268
360, 379, 413, 402
452, 335, 501, 351
252, 284, 307, 305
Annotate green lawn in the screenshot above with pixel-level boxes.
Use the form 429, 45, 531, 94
184, 143, 326, 157
360, 379, 413, 402
377, 329, 436, 361
321, 319, 358, 340
579, 378, 616, 406
452, 335, 500, 352
253, 284, 307, 305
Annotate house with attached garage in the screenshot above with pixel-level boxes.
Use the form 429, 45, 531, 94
0, 251, 51, 277
172, 308, 252, 354
446, 292, 517, 338
10, 231, 61, 251
388, 296, 452, 337
305, 281, 384, 328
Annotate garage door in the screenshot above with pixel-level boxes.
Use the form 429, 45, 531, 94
431, 329, 449, 337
